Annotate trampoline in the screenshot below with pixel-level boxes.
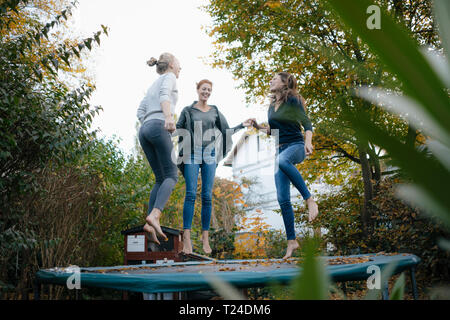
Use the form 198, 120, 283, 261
35, 252, 420, 299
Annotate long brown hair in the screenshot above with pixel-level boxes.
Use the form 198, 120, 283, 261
270, 72, 307, 109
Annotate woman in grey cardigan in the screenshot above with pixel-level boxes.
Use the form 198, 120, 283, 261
176, 79, 254, 254
137, 52, 181, 243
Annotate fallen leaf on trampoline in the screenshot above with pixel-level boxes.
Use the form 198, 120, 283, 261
219, 268, 236, 272
326, 256, 372, 265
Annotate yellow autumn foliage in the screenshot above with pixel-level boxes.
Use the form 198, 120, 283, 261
233, 212, 272, 259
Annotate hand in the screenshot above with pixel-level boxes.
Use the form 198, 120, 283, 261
258, 123, 270, 135
305, 141, 314, 156
262, 126, 271, 135
164, 116, 176, 133
256, 123, 270, 135
243, 118, 256, 128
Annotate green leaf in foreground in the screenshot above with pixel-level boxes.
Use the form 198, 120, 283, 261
365, 260, 399, 300
291, 237, 330, 300
433, 0, 450, 57
390, 273, 405, 300
324, 0, 450, 144
204, 273, 245, 300
345, 109, 450, 229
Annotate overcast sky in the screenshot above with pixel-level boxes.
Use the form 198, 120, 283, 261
71, 0, 268, 177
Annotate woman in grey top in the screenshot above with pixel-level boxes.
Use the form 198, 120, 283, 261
176, 79, 254, 254
137, 52, 180, 243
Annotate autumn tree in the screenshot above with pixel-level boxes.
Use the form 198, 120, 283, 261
202, 0, 440, 235
0, 0, 107, 297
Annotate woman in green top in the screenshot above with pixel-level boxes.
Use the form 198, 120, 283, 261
253, 72, 319, 259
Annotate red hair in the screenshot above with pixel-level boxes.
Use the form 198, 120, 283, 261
196, 79, 213, 90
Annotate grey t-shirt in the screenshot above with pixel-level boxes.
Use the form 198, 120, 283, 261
191, 106, 218, 147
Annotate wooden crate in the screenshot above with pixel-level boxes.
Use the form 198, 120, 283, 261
121, 225, 184, 265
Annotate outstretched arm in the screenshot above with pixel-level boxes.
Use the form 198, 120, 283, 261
229, 122, 245, 134
304, 130, 313, 155
252, 120, 271, 135
218, 111, 250, 134
228, 118, 260, 133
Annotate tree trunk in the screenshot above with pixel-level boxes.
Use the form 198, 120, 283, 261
367, 145, 381, 183
357, 141, 373, 237
405, 123, 417, 148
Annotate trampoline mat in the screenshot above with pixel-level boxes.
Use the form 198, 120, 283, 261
36, 253, 420, 293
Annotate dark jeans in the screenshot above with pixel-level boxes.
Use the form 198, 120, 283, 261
275, 141, 311, 240
182, 147, 216, 230
139, 119, 178, 213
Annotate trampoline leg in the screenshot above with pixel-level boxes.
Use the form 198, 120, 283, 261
382, 280, 389, 300
410, 267, 418, 300
341, 283, 347, 296
33, 281, 41, 300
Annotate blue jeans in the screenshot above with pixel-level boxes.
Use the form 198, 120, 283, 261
275, 141, 312, 240
139, 120, 178, 213
182, 147, 216, 230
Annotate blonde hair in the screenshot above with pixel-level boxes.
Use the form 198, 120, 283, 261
147, 52, 176, 75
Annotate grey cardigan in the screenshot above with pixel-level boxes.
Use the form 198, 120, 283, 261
176, 102, 244, 175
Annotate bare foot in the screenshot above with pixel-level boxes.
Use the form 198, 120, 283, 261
201, 231, 212, 255
306, 197, 319, 222
182, 229, 193, 254
282, 240, 299, 259
145, 209, 167, 241
143, 223, 160, 245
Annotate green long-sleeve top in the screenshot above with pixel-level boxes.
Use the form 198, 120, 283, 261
268, 95, 313, 145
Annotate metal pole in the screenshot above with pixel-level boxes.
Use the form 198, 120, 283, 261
410, 266, 418, 300
382, 279, 389, 300
33, 280, 41, 300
